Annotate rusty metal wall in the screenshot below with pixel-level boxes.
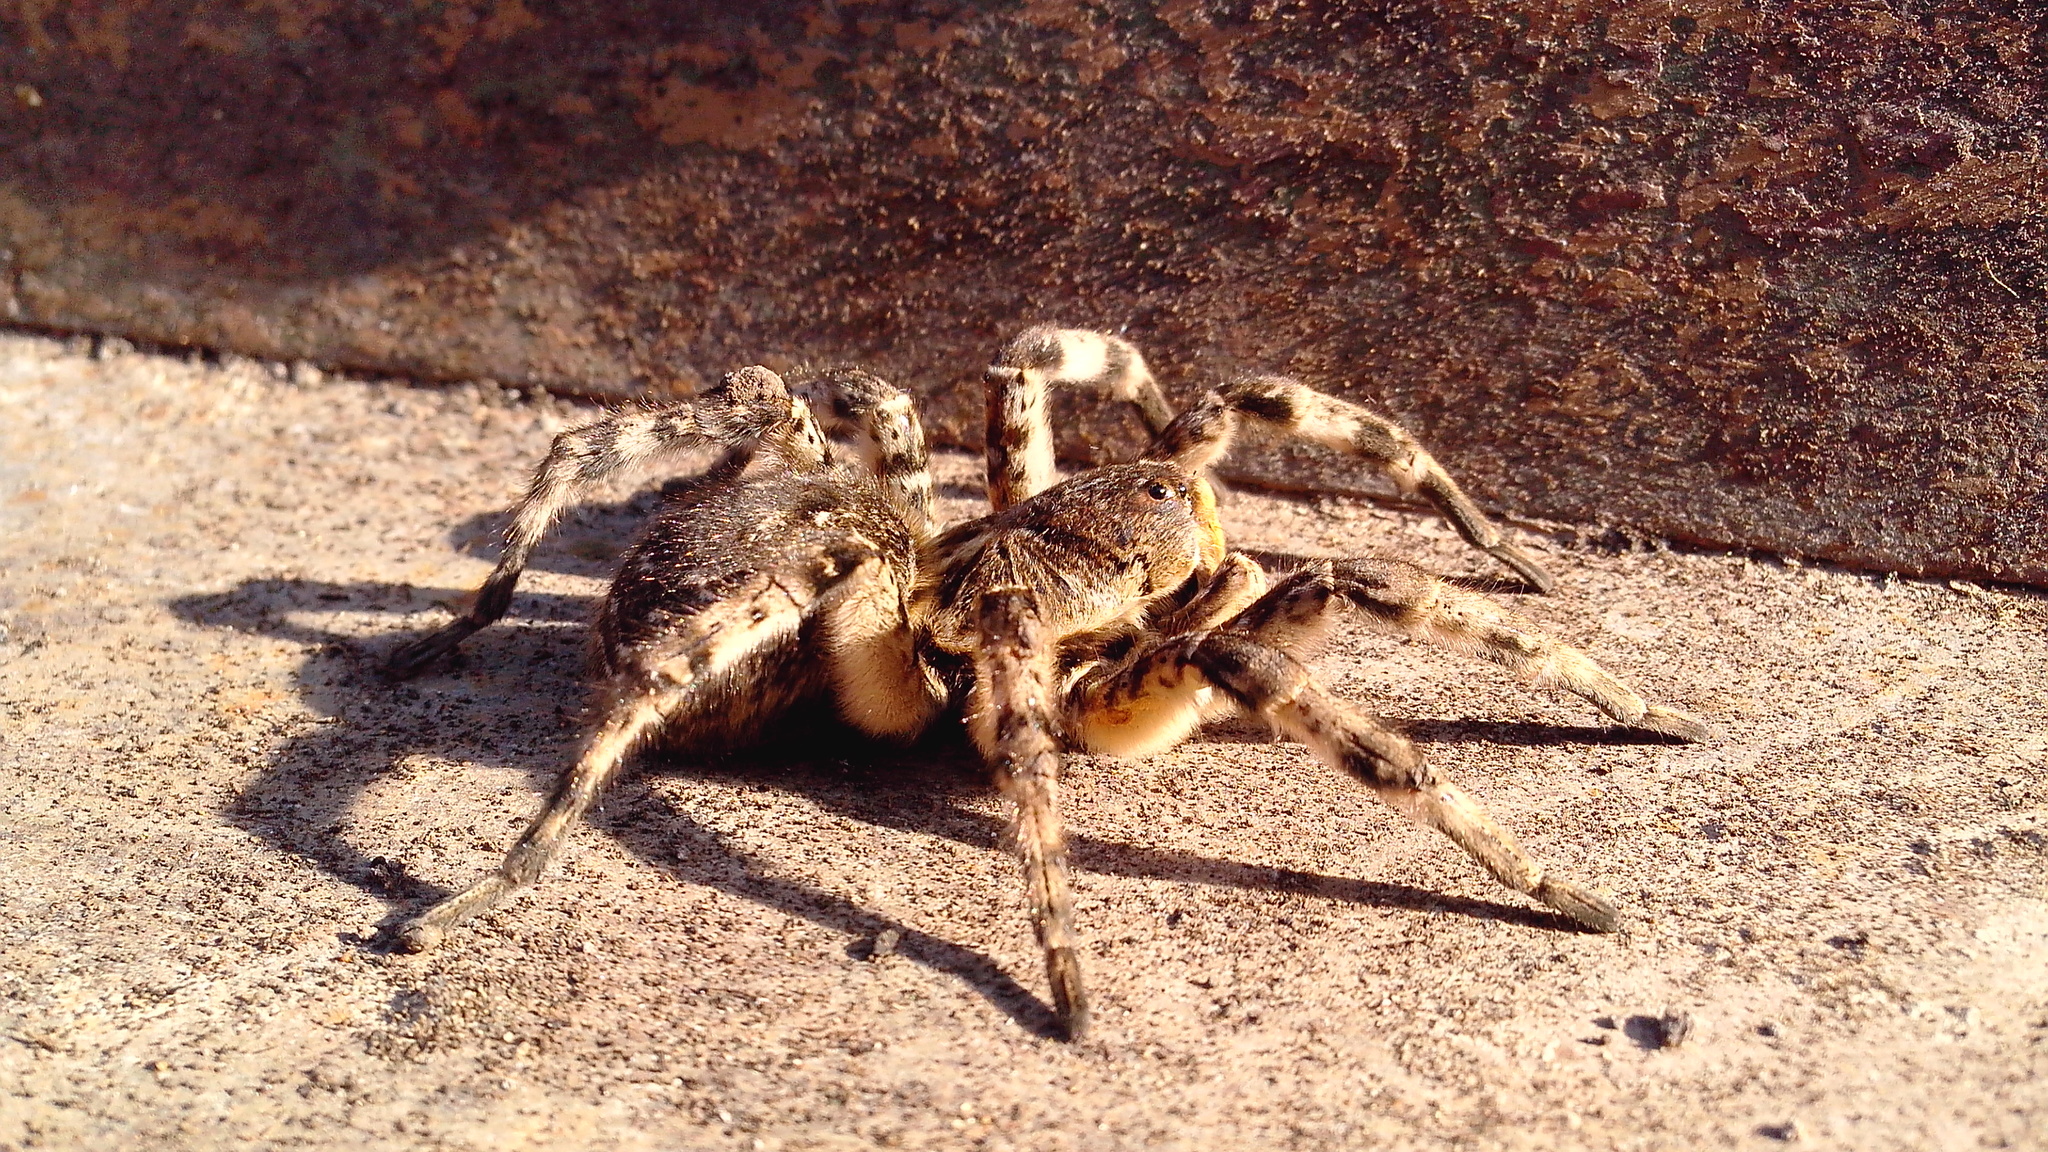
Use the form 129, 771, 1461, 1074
3, 1, 2043, 584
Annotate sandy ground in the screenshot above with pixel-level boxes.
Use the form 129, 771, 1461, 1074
0, 331, 2043, 1152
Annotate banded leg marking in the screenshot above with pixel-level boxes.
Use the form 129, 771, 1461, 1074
972, 588, 1089, 1039
388, 367, 827, 677
1146, 374, 1556, 592
1071, 631, 1622, 932
985, 328, 1174, 510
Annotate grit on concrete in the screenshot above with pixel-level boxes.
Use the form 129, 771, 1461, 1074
0, 332, 2042, 1152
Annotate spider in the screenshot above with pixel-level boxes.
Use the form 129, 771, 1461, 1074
383, 327, 1711, 1039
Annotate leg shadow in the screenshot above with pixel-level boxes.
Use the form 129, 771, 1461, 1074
172, 577, 597, 905
1399, 717, 1698, 747
642, 736, 1594, 936
589, 762, 1066, 1037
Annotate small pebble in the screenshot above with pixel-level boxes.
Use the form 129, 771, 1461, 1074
1658, 1009, 1693, 1048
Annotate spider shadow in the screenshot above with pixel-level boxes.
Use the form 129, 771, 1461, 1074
169, 569, 1612, 1039
1240, 547, 1544, 598
170, 575, 1071, 1035
1398, 718, 1695, 747
628, 727, 1597, 936
437, 474, 704, 580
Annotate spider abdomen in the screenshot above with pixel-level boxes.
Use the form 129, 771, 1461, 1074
595, 466, 924, 747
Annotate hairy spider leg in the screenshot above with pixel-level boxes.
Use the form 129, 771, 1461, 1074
1226, 557, 1715, 741
395, 686, 672, 952
395, 565, 814, 951
1064, 629, 1620, 932
1146, 374, 1558, 592
983, 327, 1176, 511
397, 485, 938, 951
385, 367, 831, 678
969, 588, 1089, 1039
789, 366, 939, 540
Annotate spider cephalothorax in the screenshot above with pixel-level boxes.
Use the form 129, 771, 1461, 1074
384, 328, 1710, 1039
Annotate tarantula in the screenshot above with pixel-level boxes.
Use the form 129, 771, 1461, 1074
384, 327, 1710, 1039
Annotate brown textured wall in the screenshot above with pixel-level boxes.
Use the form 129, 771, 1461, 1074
2, 1, 2043, 583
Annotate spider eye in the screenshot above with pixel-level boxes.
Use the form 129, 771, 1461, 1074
1146, 482, 1172, 501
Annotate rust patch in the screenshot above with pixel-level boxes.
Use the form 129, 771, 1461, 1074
1863, 154, 2045, 232
1578, 72, 1660, 122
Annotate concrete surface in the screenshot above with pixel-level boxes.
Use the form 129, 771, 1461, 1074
1, 331, 2043, 1151
5, 2, 2046, 585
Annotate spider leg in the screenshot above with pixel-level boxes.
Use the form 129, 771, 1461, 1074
1226, 557, 1714, 741
984, 327, 1175, 510
396, 594, 809, 951
788, 366, 937, 538
1147, 375, 1556, 592
399, 506, 932, 951
1067, 631, 1620, 932
387, 366, 830, 677
970, 589, 1089, 1039
1057, 551, 1276, 758
395, 683, 673, 951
